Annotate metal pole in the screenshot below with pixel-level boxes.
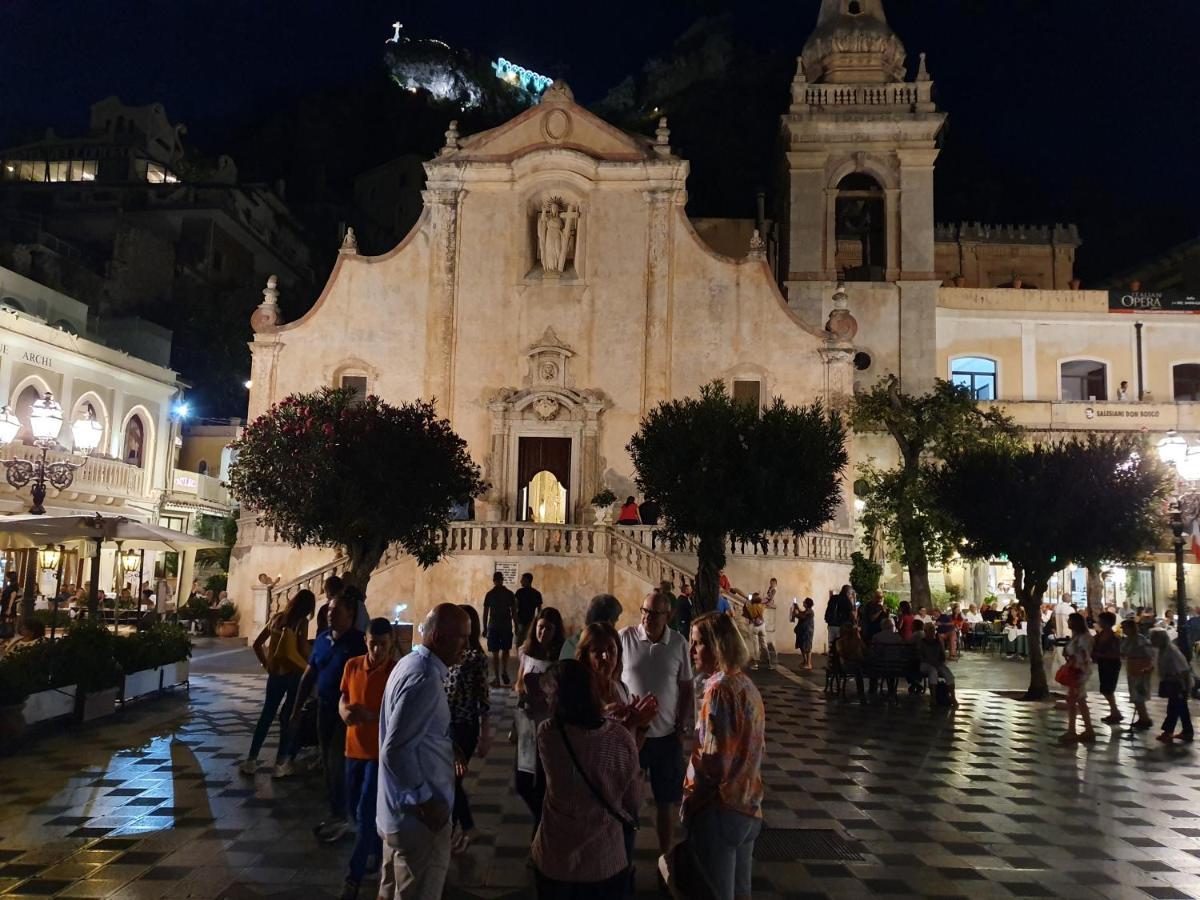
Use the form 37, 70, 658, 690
1135, 321, 1145, 401
1172, 501, 1190, 659
51, 546, 64, 641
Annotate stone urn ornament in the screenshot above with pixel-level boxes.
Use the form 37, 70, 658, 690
590, 488, 617, 526
825, 282, 858, 342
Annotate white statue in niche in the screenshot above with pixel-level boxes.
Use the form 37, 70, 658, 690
537, 197, 579, 273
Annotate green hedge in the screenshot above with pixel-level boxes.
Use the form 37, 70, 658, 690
0, 622, 191, 708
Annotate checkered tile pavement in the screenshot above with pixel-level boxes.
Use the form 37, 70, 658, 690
1, 664, 1200, 898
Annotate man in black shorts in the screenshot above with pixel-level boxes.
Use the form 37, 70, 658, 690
482, 571, 516, 686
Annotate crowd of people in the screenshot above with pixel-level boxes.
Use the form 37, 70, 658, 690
240, 573, 767, 900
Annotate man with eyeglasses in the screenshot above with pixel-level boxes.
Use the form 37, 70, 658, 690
619, 590, 694, 859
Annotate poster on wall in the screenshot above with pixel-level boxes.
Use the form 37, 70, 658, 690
1108, 290, 1200, 313
494, 562, 518, 587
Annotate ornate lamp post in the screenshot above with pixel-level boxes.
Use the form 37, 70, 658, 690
1156, 432, 1200, 659
0, 393, 103, 514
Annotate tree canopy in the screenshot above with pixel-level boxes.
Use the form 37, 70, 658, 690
933, 433, 1169, 698
228, 388, 485, 590
627, 380, 847, 611
851, 376, 1020, 609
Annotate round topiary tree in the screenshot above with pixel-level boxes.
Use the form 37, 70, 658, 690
627, 381, 848, 613
228, 388, 485, 591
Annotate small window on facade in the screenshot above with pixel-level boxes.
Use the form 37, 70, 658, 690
197, 460, 209, 476
1173, 364, 1200, 401
124, 415, 145, 468
340, 375, 368, 403
732, 379, 761, 410
1061, 360, 1107, 402
950, 357, 997, 400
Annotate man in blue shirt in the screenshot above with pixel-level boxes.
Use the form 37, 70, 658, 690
296, 591, 366, 842
377, 603, 470, 899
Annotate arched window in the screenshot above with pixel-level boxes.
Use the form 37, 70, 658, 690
1061, 360, 1107, 402
197, 459, 209, 476
14, 385, 43, 445
835, 173, 886, 282
123, 415, 146, 467
950, 357, 998, 400
1173, 364, 1200, 401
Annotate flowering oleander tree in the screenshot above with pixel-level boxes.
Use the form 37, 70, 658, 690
628, 381, 848, 613
933, 434, 1168, 700
228, 388, 485, 592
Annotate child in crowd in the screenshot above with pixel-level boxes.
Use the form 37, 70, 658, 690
338, 618, 397, 900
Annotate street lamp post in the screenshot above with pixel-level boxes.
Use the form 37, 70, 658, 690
37, 543, 64, 640
1156, 432, 1200, 659
0, 393, 103, 514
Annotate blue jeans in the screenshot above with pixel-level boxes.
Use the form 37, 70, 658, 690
248, 673, 300, 762
687, 808, 762, 900
345, 758, 380, 883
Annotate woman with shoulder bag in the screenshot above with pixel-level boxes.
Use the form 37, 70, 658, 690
1151, 629, 1194, 743
1057, 612, 1095, 745
241, 589, 316, 775
532, 659, 642, 899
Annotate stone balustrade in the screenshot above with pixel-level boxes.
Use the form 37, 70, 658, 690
614, 526, 853, 563
441, 522, 608, 557
3, 445, 146, 500
798, 81, 933, 110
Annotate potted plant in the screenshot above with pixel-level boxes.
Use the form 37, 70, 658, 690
589, 488, 618, 525
151, 623, 192, 689
17, 640, 78, 725
215, 600, 239, 637
56, 623, 122, 722
0, 652, 33, 741
115, 631, 160, 702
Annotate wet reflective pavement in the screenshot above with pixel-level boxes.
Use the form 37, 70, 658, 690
1, 654, 1199, 898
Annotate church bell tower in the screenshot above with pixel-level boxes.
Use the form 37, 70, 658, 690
781, 0, 946, 391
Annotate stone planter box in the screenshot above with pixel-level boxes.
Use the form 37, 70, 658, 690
23, 686, 77, 725
163, 659, 189, 689
77, 686, 120, 722
121, 667, 162, 702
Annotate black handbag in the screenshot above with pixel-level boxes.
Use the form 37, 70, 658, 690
557, 720, 637, 866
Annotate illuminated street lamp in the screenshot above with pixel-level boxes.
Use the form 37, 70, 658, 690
38, 542, 65, 639
1156, 432, 1200, 659
0, 393, 103, 513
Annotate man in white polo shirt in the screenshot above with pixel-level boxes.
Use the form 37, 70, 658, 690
619, 589, 694, 858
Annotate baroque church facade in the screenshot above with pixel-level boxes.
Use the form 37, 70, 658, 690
230, 0, 1200, 637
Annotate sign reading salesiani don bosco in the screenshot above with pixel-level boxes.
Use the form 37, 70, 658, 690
1108, 290, 1200, 313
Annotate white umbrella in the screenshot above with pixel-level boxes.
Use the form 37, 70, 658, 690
0, 513, 221, 552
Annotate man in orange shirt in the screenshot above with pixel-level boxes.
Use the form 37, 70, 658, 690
339, 618, 397, 900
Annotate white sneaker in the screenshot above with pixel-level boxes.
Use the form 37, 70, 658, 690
273, 760, 296, 778
238, 758, 258, 776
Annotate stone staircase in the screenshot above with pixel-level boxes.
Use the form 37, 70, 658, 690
263, 521, 850, 619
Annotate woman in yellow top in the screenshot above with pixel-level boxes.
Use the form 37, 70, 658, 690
241, 589, 316, 775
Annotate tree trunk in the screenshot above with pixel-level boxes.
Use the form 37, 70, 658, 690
1015, 565, 1049, 700
900, 516, 932, 610
693, 533, 726, 615
341, 538, 389, 598
1085, 564, 1104, 620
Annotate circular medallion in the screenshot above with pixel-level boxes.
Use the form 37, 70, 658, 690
541, 108, 572, 143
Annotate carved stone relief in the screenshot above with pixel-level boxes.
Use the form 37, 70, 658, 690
537, 197, 580, 274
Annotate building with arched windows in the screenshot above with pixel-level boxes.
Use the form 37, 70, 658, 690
0, 264, 234, 604
229, 0, 1199, 639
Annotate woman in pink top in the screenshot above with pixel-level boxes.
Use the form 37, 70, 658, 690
533, 659, 642, 898
682, 612, 765, 900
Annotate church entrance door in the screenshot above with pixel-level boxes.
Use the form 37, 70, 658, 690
517, 437, 571, 523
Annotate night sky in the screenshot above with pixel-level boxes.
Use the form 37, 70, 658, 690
3, 0, 1198, 280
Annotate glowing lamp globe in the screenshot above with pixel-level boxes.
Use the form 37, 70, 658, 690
0, 407, 20, 445
1157, 432, 1188, 468
71, 409, 103, 453
121, 548, 141, 575
1179, 447, 1200, 483
29, 392, 63, 442
38, 544, 62, 572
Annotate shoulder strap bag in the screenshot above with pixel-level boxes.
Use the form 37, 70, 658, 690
557, 720, 637, 866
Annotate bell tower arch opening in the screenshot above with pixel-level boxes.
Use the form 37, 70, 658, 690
835, 173, 886, 282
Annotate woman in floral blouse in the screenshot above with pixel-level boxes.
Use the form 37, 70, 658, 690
682, 611, 765, 900
447, 604, 491, 854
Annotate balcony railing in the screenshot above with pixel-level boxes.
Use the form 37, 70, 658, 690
171, 469, 232, 506
795, 81, 934, 111
2, 444, 145, 499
